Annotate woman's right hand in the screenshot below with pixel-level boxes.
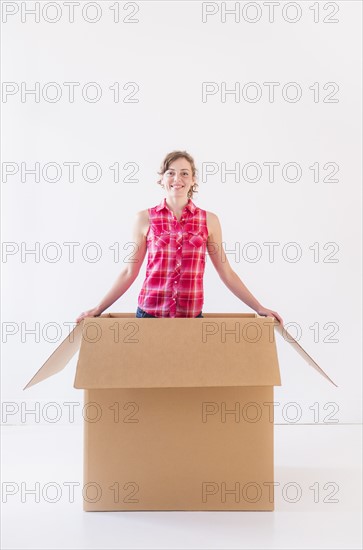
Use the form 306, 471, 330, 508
75, 307, 102, 324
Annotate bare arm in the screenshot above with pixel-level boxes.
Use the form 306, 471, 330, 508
206, 212, 284, 325
75, 210, 149, 323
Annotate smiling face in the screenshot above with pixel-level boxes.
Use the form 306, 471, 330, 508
161, 157, 195, 200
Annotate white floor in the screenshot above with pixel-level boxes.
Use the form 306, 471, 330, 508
1, 423, 362, 550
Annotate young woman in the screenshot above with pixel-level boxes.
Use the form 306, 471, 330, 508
75, 150, 283, 325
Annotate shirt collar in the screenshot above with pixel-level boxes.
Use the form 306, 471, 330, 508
156, 197, 197, 215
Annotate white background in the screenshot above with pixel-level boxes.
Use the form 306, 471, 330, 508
1, 1, 362, 549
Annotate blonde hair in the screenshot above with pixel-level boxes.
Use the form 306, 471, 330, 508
157, 150, 199, 199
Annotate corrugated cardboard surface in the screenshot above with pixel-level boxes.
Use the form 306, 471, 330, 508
24, 313, 336, 391
83, 387, 275, 511
75, 316, 281, 389
23, 323, 83, 390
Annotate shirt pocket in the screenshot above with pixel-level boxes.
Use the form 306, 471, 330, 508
183, 227, 207, 248
150, 226, 171, 249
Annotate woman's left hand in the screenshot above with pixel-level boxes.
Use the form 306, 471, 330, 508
256, 307, 284, 326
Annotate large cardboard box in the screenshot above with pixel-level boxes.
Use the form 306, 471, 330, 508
24, 313, 335, 511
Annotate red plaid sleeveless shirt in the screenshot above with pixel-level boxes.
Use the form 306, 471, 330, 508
137, 197, 208, 317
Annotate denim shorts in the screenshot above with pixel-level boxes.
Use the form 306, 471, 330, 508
136, 306, 203, 318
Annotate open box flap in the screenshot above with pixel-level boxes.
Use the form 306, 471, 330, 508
23, 313, 337, 390
23, 323, 83, 390
274, 322, 337, 387
73, 315, 281, 389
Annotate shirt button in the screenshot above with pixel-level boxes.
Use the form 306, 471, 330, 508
177, 246, 181, 250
